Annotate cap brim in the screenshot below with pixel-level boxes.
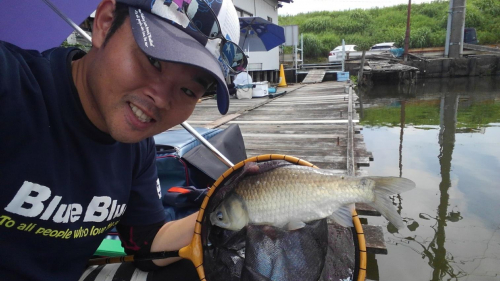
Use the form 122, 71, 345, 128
127, 7, 229, 115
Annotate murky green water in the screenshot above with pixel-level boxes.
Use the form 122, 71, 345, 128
357, 77, 500, 281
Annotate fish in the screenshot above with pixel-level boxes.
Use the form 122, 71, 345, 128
209, 165, 415, 231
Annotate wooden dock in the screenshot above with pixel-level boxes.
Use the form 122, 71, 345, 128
301, 69, 327, 84
181, 82, 372, 172
177, 81, 386, 255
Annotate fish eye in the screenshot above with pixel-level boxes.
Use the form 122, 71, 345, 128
216, 211, 223, 221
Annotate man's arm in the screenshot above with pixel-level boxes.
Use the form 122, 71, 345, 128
149, 212, 198, 266
116, 211, 197, 269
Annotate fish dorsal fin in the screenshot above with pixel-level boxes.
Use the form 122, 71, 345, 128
329, 205, 354, 228
286, 220, 306, 231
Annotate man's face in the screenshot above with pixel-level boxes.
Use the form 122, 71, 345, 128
83, 16, 215, 143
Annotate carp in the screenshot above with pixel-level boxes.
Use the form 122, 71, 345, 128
210, 165, 415, 231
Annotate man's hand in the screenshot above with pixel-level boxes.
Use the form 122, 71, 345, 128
150, 212, 198, 266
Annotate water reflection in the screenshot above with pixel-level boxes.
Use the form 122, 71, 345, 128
356, 76, 500, 281
433, 92, 464, 280
363, 76, 500, 98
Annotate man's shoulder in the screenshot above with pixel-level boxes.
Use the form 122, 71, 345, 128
0, 41, 53, 83
1, 41, 80, 68
0, 42, 48, 110
0, 40, 43, 56
0, 41, 50, 72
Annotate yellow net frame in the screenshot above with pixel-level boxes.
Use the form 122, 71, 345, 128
179, 154, 367, 281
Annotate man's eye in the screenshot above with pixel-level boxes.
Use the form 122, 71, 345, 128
181, 87, 198, 98
147, 56, 161, 71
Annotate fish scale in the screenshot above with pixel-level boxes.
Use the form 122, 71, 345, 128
234, 167, 374, 227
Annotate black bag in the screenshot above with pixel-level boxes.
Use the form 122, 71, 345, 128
154, 124, 247, 221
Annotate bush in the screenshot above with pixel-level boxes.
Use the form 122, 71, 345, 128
411, 14, 443, 32
473, 0, 500, 16
302, 33, 328, 58
302, 17, 336, 34
414, 2, 448, 18
331, 9, 373, 34
318, 34, 342, 51
438, 13, 450, 29
348, 9, 371, 23
394, 35, 406, 49
429, 30, 447, 47
371, 27, 405, 46
478, 31, 500, 44
410, 27, 432, 48
372, 10, 407, 31
465, 6, 484, 29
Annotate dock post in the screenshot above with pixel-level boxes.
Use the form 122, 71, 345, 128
347, 86, 355, 176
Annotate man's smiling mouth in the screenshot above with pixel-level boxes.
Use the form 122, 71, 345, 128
129, 103, 153, 123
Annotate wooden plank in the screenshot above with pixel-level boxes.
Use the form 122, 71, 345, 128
227, 120, 359, 124
363, 225, 388, 255
356, 169, 369, 177
205, 113, 240, 129
355, 203, 381, 216
242, 140, 348, 150
354, 150, 373, 159
301, 69, 327, 84
355, 157, 372, 167
242, 133, 349, 139
463, 43, 500, 54
219, 123, 350, 133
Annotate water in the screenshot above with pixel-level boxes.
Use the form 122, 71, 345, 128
357, 77, 500, 281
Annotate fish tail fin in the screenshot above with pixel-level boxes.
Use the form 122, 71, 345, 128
365, 177, 416, 230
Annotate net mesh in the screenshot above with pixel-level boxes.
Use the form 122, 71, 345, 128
199, 160, 357, 281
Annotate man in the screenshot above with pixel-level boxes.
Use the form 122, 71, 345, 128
0, 0, 245, 280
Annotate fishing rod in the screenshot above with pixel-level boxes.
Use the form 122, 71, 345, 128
42, 0, 234, 168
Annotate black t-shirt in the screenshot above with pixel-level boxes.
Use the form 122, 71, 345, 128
0, 41, 166, 281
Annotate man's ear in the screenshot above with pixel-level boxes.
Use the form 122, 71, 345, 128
92, 0, 116, 48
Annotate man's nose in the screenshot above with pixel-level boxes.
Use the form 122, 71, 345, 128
148, 83, 172, 110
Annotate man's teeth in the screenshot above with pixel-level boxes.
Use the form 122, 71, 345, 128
129, 103, 152, 123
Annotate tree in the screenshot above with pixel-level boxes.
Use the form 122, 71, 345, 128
354, 39, 377, 86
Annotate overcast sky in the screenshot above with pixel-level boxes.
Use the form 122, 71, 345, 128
278, 0, 436, 16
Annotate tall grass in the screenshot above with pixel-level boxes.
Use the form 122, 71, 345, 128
302, 17, 336, 33
302, 33, 328, 58
279, 0, 500, 60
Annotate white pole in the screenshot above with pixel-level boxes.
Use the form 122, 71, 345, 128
180, 122, 234, 168
444, 0, 454, 57
342, 39, 345, 72
459, 4, 466, 56
301, 33, 304, 69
